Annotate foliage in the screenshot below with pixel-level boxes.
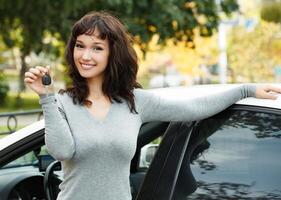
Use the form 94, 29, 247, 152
0, 37, 10, 104
227, 21, 281, 82
0, 0, 239, 93
261, 2, 281, 24
136, 30, 219, 83
0, 71, 9, 105
0, 0, 240, 50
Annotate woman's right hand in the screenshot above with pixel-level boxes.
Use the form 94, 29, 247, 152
24, 66, 51, 95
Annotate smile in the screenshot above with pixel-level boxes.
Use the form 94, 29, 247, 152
80, 63, 97, 70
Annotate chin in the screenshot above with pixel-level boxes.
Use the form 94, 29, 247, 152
79, 73, 95, 79
78, 70, 104, 80
79, 74, 91, 79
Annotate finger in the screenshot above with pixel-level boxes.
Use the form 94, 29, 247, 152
267, 94, 278, 100
29, 67, 43, 76
46, 65, 51, 74
24, 77, 35, 84
267, 85, 281, 94
262, 91, 278, 100
35, 66, 49, 74
25, 72, 37, 80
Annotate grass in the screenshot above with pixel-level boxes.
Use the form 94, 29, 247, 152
0, 92, 41, 112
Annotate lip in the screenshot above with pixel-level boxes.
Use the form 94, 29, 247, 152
79, 63, 97, 70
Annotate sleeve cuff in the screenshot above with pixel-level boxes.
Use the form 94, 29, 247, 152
243, 84, 256, 98
39, 93, 57, 105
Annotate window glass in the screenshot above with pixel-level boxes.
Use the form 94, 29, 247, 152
1, 145, 48, 168
188, 110, 281, 199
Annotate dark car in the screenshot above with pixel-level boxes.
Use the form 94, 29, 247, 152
0, 84, 281, 200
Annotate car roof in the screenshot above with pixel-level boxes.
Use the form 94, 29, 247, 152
1, 84, 281, 151
149, 84, 281, 110
0, 120, 44, 151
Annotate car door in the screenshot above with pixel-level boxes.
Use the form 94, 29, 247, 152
186, 105, 281, 199
0, 128, 46, 200
134, 121, 195, 200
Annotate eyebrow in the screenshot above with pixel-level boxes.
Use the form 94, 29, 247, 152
76, 40, 105, 46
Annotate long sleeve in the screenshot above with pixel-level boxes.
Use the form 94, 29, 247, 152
39, 93, 75, 161
135, 85, 256, 123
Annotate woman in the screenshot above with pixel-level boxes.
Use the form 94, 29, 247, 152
24, 11, 280, 200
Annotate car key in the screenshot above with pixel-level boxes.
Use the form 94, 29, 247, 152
42, 73, 52, 97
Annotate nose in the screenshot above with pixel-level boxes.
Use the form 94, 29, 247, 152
82, 49, 92, 60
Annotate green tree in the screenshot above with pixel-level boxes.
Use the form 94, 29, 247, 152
0, 35, 10, 105
0, 71, 9, 105
228, 21, 281, 82
0, 0, 62, 104
0, 0, 239, 99
261, 1, 281, 23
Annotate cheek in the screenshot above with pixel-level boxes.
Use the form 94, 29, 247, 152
102, 53, 110, 65
73, 50, 79, 62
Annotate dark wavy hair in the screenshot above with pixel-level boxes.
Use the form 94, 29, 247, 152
60, 11, 142, 113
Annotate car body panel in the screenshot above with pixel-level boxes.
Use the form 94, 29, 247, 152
0, 120, 44, 151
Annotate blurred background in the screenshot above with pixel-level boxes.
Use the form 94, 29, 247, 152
0, 0, 281, 133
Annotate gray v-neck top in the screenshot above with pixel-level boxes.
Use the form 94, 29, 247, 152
39, 85, 256, 200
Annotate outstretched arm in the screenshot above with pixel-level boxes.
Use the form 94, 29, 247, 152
135, 85, 281, 123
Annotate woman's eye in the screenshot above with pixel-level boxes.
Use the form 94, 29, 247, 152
93, 47, 103, 51
75, 43, 84, 48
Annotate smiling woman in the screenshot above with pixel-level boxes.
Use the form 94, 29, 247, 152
73, 33, 109, 81
72, 32, 111, 119
62, 12, 141, 111
23, 11, 281, 200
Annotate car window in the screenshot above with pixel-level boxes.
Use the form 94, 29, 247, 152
188, 110, 281, 199
1, 145, 49, 169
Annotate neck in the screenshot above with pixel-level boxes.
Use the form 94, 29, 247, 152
87, 76, 105, 100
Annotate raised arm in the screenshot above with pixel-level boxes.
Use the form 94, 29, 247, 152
24, 65, 75, 161
40, 94, 75, 161
135, 85, 269, 123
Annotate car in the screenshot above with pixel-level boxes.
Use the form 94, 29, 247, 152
0, 84, 281, 200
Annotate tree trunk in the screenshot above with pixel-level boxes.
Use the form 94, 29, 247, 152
16, 53, 27, 107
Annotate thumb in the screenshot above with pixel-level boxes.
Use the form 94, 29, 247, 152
46, 65, 51, 74
267, 94, 278, 100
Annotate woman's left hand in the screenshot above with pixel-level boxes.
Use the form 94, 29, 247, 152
255, 85, 281, 100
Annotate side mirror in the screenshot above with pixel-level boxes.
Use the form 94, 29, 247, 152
139, 144, 159, 169
38, 155, 60, 172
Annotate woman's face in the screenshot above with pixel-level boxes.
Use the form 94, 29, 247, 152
73, 29, 110, 82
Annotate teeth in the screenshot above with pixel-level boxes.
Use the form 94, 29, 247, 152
81, 64, 95, 69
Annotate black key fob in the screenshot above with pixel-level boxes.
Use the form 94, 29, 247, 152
42, 73, 51, 86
